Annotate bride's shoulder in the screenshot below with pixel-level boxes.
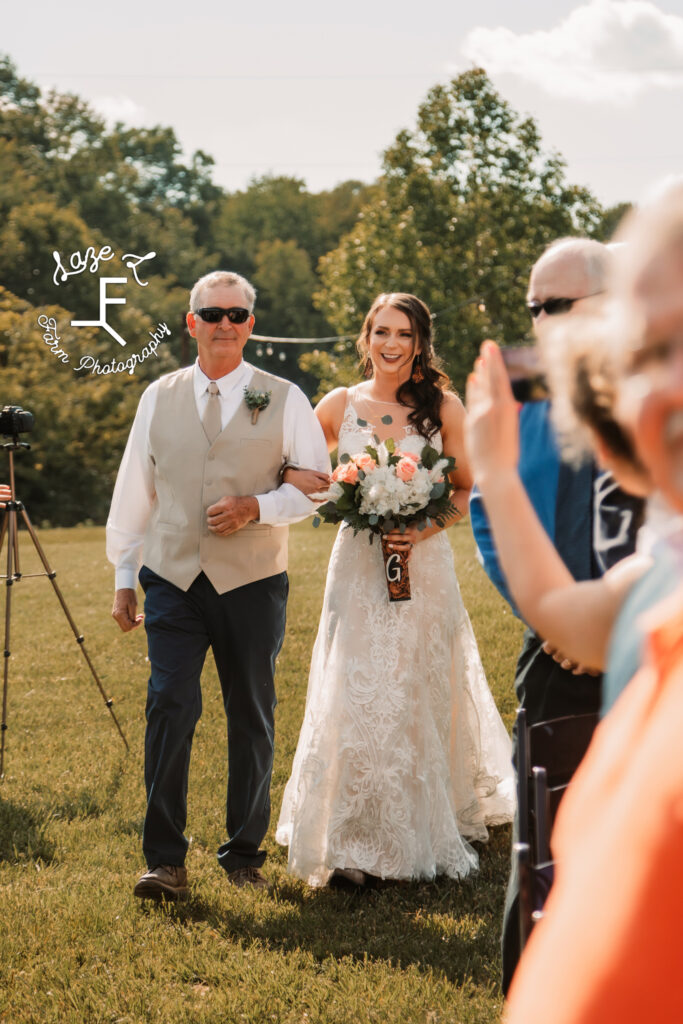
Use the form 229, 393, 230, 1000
438, 390, 466, 440
441, 389, 465, 416
316, 386, 351, 416
315, 386, 352, 438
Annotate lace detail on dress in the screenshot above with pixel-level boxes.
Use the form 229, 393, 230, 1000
276, 388, 514, 885
337, 385, 431, 451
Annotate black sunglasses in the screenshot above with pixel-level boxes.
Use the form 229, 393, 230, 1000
527, 292, 604, 319
193, 306, 251, 324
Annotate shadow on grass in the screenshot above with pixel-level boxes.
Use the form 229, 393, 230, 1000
138, 827, 511, 992
0, 797, 56, 863
0, 760, 128, 865
42, 760, 128, 823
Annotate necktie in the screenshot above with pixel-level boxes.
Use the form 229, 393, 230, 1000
202, 381, 222, 444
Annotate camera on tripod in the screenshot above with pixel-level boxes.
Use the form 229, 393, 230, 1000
0, 406, 34, 438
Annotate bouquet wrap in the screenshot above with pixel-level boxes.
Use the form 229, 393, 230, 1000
380, 536, 411, 601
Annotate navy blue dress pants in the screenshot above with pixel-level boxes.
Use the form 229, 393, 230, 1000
138, 566, 288, 873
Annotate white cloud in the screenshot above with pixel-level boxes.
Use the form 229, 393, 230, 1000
90, 95, 147, 126
458, 0, 683, 102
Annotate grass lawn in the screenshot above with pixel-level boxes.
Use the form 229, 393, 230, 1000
0, 521, 523, 1023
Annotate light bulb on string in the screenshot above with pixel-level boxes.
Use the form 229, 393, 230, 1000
266, 345, 273, 356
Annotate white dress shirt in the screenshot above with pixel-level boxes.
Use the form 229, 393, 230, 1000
106, 359, 330, 590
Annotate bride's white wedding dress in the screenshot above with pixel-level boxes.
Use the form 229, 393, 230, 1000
276, 388, 514, 885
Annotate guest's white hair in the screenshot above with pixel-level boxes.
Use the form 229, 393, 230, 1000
535, 237, 612, 294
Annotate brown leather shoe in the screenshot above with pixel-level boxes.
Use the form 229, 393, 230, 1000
133, 864, 189, 900
226, 865, 269, 890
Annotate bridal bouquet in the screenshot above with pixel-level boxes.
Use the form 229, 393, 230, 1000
312, 437, 456, 600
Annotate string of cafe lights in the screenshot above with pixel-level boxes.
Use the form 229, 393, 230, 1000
250, 333, 354, 361
248, 296, 487, 361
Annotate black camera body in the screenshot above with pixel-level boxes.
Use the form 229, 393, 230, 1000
0, 405, 34, 437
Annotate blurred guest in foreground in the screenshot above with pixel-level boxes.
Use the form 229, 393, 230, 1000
469, 185, 683, 1023
470, 238, 643, 993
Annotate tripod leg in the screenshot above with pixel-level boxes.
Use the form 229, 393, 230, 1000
7, 449, 20, 578
0, 509, 16, 778
18, 506, 129, 753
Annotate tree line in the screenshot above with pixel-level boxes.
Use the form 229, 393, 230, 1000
0, 55, 626, 525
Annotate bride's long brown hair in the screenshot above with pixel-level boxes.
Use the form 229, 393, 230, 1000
356, 292, 453, 440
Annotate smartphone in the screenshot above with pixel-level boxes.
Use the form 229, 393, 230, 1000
500, 344, 549, 402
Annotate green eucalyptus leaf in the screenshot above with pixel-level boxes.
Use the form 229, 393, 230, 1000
356, 417, 368, 427
381, 414, 393, 425
420, 445, 438, 470
339, 452, 351, 464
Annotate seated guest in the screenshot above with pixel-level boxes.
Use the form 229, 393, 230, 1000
469, 238, 643, 994
476, 183, 683, 1023
466, 323, 654, 681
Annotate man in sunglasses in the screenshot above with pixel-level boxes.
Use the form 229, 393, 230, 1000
107, 270, 329, 899
470, 238, 643, 994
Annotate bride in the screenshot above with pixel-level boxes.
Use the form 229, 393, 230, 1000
276, 292, 514, 887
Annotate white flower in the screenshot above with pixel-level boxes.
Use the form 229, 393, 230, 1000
357, 462, 432, 517
428, 458, 450, 482
402, 468, 433, 507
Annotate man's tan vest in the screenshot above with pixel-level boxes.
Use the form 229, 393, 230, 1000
142, 365, 291, 594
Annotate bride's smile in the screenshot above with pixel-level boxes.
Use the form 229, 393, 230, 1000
369, 306, 420, 381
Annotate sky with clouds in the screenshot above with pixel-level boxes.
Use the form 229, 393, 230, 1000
4, 0, 683, 208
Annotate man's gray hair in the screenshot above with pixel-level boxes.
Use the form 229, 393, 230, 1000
190, 271, 256, 313
537, 237, 611, 294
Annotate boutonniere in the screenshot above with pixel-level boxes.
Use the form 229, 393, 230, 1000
243, 386, 272, 424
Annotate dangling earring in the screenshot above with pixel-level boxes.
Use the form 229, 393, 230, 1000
411, 358, 424, 383
364, 356, 373, 379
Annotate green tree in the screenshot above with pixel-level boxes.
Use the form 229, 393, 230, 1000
595, 201, 632, 240
213, 175, 316, 275
0, 287, 178, 525
211, 176, 374, 392
315, 69, 604, 391
247, 238, 332, 390
311, 180, 376, 260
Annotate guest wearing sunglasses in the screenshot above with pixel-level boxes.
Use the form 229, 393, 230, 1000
504, 183, 683, 1024
469, 238, 643, 995
107, 270, 329, 899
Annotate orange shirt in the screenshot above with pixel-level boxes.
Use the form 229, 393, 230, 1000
506, 588, 683, 1024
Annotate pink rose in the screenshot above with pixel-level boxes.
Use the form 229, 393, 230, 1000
332, 461, 359, 484
396, 450, 420, 463
396, 457, 417, 481
354, 452, 376, 473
